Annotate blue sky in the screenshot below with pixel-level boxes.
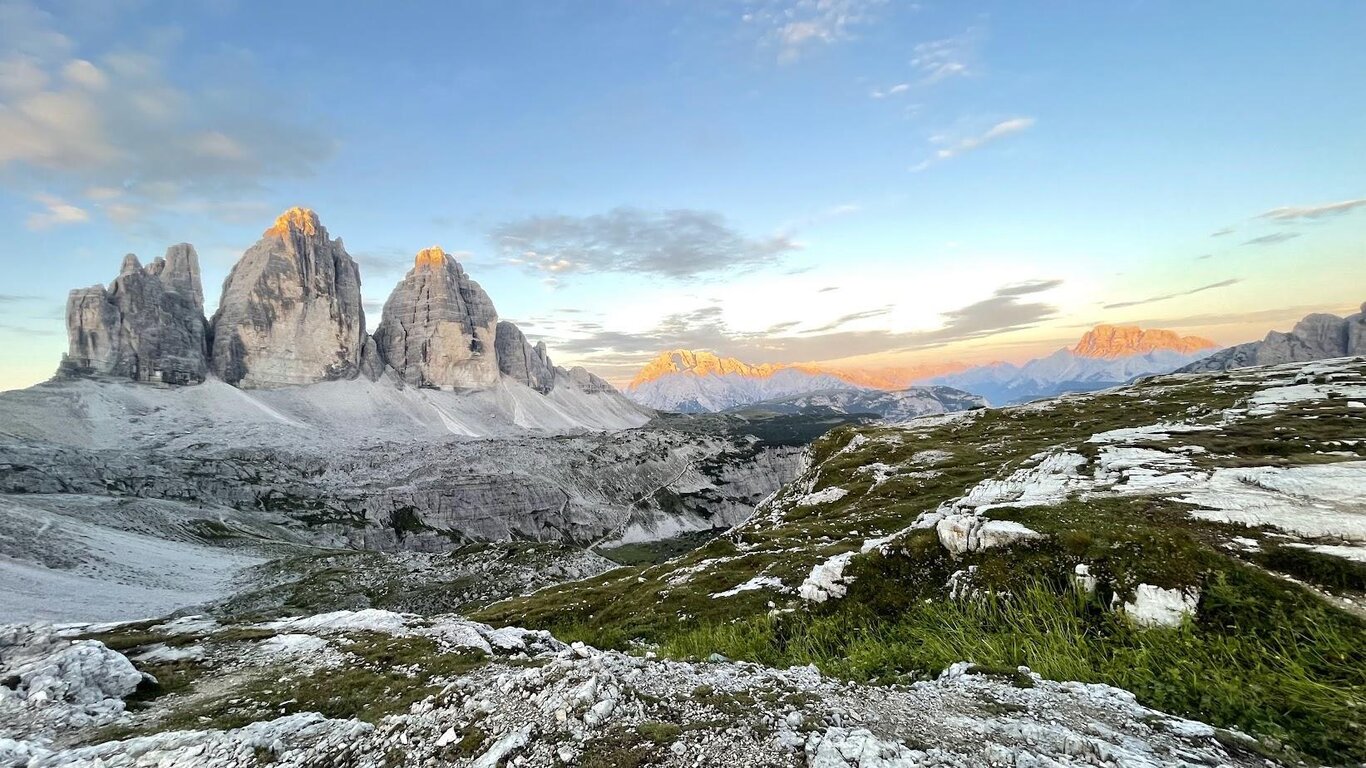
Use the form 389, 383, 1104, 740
1, 0, 1363, 389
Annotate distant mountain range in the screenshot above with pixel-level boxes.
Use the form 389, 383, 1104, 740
625, 351, 852, 412
625, 325, 1219, 412
930, 325, 1219, 405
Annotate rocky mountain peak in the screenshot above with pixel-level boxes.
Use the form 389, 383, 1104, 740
263, 206, 322, 238
59, 244, 209, 386
209, 207, 368, 388
413, 246, 450, 270
1071, 324, 1216, 359
631, 349, 781, 386
372, 247, 500, 389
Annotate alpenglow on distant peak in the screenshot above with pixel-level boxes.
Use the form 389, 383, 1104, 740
1071, 324, 1217, 359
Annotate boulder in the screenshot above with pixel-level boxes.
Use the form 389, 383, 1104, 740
58, 244, 208, 385
209, 208, 368, 388
373, 247, 500, 389
496, 321, 555, 393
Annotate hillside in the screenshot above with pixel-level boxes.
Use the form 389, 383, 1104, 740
3, 357, 1363, 765
481, 356, 1366, 763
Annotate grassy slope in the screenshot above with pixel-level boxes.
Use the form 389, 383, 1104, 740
475, 363, 1366, 763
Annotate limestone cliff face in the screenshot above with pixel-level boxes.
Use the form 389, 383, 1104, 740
59, 244, 208, 385
495, 321, 556, 393
209, 208, 368, 388
1180, 303, 1366, 372
1071, 325, 1216, 359
373, 248, 500, 389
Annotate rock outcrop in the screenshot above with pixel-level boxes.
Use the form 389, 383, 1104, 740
1179, 303, 1365, 372
496, 321, 556, 393
373, 248, 500, 389
58, 244, 208, 385
209, 208, 368, 388
54, 208, 626, 399
559, 366, 616, 394
1071, 324, 1216, 358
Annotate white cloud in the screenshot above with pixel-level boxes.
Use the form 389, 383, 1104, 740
746, 0, 889, 62
491, 207, 799, 280
870, 83, 909, 99
912, 117, 1035, 171
26, 193, 89, 230
911, 29, 980, 84
0, 0, 334, 225
61, 58, 105, 90
1255, 198, 1366, 222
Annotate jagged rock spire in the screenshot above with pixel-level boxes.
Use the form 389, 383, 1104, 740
373, 247, 500, 389
209, 207, 368, 388
60, 244, 209, 385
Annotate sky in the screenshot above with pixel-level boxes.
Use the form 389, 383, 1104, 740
0, 0, 1363, 390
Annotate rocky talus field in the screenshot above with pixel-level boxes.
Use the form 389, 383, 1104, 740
3, 357, 1365, 766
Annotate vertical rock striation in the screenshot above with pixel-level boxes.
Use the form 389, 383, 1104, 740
373, 248, 500, 389
209, 208, 368, 388
59, 244, 208, 385
495, 321, 556, 393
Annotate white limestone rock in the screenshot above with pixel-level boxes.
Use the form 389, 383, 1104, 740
373, 247, 500, 389
1122, 584, 1199, 627
209, 208, 369, 388
59, 244, 208, 386
1180, 302, 1365, 371
496, 321, 556, 393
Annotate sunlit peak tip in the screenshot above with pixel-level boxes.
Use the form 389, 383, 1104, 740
265, 207, 321, 238
415, 246, 449, 268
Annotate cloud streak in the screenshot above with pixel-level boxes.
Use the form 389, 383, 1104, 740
25, 193, 88, 230
551, 279, 1061, 376
490, 207, 798, 280
1101, 278, 1241, 310
1256, 198, 1366, 222
1241, 232, 1300, 246
912, 117, 1035, 171
911, 29, 979, 84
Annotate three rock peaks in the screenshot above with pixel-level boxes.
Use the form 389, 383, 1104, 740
61, 207, 610, 395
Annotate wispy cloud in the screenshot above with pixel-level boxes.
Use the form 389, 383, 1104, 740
912, 117, 1035, 171
1255, 198, 1366, 222
911, 29, 979, 84
1210, 226, 1234, 237
0, 0, 335, 224
745, 0, 888, 62
490, 208, 798, 280
870, 83, 909, 99
1102, 278, 1241, 310
1241, 232, 1300, 247
25, 193, 88, 230
800, 306, 894, 334
552, 279, 1061, 376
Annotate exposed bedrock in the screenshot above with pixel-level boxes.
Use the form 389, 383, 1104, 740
0, 432, 803, 551
373, 248, 500, 389
209, 208, 369, 388
59, 244, 208, 386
